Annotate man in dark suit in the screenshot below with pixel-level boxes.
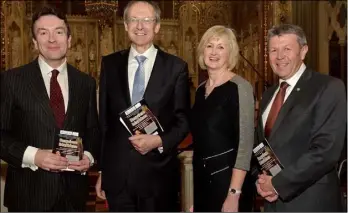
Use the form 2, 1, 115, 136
95, 0, 190, 211
255, 24, 346, 211
0, 6, 99, 211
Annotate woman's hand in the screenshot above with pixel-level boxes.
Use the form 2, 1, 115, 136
221, 194, 240, 212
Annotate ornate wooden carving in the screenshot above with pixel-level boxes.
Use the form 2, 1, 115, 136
327, 1, 347, 45
272, 1, 292, 25
1, 0, 288, 104
1, 1, 26, 70
1, 1, 6, 71
178, 2, 200, 81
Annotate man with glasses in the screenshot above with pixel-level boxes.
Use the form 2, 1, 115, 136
95, 1, 190, 211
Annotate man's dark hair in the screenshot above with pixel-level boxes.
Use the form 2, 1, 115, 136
31, 6, 71, 39
267, 24, 307, 48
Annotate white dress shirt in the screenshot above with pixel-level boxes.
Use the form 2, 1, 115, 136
22, 56, 94, 171
39, 56, 69, 111
128, 44, 158, 96
262, 63, 306, 129
127, 44, 163, 153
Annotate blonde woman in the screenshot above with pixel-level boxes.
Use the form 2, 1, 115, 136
190, 25, 254, 212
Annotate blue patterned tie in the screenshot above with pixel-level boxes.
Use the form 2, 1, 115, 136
132, 55, 147, 105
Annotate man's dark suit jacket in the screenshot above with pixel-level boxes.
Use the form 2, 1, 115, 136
256, 68, 346, 211
98, 47, 190, 198
0, 59, 99, 211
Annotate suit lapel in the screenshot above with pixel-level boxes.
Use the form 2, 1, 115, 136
143, 48, 165, 105
26, 59, 56, 126
269, 69, 312, 140
260, 85, 278, 115
63, 65, 79, 128
119, 49, 132, 106
257, 85, 277, 139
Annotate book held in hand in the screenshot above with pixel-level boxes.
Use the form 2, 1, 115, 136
53, 130, 83, 171
119, 99, 163, 135
253, 138, 284, 176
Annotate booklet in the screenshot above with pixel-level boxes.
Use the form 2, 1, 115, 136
119, 99, 163, 136
53, 130, 83, 171
253, 138, 284, 176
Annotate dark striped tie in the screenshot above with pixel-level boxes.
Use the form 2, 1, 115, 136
50, 69, 65, 128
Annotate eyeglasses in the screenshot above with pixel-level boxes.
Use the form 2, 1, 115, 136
126, 17, 156, 25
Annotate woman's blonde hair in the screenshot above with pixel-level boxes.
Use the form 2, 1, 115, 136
197, 25, 239, 71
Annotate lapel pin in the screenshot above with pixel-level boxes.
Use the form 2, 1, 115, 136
296, 88, 301, 92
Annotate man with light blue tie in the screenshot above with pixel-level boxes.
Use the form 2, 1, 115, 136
132, 55, 147, 105
95, 1, 190, 211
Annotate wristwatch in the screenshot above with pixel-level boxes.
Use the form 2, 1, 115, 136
228, 188, 242, 195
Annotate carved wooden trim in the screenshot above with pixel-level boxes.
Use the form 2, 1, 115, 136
272, 1, 292, 25
1, 1, 6, 71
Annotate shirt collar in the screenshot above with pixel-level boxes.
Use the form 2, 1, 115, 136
279, 63, 306, 88
38, 55, 67, 75
129, 44, 156, 61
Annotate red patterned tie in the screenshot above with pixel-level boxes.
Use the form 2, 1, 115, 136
50, 69, 65, 128
264, 82, 289, 139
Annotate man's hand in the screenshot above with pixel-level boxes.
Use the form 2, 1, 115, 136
129, 134, 162, 155
258, 173, 276, 192
256, 172, 279, 202
95, 173, 106, 200
68, 154, 91, 172
34, 149, 68, 171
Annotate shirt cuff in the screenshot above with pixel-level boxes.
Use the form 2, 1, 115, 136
84, 151, 94, 165
21, 146, 39, 171
80, 151, 94, 176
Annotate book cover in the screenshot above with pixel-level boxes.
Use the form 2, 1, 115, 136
119, 99, 163, 135
53, 130, 83, 172
253, 138, 284, 176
